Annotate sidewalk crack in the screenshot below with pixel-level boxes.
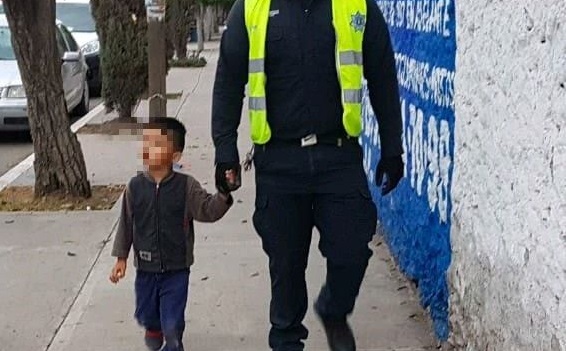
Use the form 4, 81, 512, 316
44, 217, 120, 351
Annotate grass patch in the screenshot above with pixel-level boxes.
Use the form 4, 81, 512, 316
169, 56, 207, 68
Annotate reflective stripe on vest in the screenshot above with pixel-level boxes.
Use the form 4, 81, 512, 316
245, 0, 366, 144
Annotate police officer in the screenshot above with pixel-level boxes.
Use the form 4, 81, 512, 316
212, 0, 404, 350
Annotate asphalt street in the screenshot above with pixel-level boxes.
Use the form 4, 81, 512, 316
0, 98, 101, 177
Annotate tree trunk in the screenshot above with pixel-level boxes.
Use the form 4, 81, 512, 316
204, 5, 213, 41
118, 105, 133, 119
175, 34, 188, 59
196, 3, 205, 54
172, 3, 189, 60
3, 0, 91, 198
214, 4, 219, 34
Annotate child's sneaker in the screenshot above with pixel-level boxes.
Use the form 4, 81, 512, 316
144, 330, 163, 351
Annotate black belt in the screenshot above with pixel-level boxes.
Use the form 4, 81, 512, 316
264, 134, 358, 148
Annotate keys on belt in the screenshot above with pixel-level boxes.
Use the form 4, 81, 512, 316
242, 145, 254, 171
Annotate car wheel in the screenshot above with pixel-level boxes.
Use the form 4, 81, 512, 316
90, 86, 102, 98
72, 83, 90, 117
90, 79, 102, 97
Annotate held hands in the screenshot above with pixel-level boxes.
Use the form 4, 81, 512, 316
375, 155, 404, 196
215, 162, 242, 194
109, 258, 127, 284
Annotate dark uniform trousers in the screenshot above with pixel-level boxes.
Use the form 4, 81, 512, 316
252, 140, 378, 351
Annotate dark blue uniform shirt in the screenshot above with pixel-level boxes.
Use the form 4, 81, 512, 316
212, 0, 403, 164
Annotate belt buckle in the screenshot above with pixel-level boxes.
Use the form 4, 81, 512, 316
301, 134, 318, 147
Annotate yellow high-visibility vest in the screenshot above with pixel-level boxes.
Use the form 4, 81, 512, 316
245, 0, 367, 144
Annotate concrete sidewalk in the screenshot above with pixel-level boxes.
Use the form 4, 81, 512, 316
1, 44, 436, 351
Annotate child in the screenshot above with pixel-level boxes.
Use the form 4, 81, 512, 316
109, 117, 234, 351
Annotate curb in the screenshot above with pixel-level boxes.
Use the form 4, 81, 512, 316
70, 103, 106, 133
0, 103, 106, 192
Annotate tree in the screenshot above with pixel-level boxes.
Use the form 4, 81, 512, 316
168, 0, 232, 57
213, 0, 235, 25
3, 0, 91, 198
204, 4, 215, 41
91, 0, 148, 119
199, 0, 235, 49
196, 1, 206, 53
165, 0, 192, 59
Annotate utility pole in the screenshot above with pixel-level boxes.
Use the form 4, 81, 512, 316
146, 0, 167, 117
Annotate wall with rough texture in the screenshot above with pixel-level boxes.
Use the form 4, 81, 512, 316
449, 0, 566, 349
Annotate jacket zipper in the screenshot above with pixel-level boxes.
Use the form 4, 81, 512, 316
156, 183, 164, 272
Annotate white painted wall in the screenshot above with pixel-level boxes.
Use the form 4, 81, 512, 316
449, 1, 566, 349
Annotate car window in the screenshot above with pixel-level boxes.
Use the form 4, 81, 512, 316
0, 25, 15, 60
59, 25, 79, 51
55, 27, 68, 56
55, 3, 95, 33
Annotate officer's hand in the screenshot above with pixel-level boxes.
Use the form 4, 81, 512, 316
375, 155, 404, 196
215, 162, 242, 194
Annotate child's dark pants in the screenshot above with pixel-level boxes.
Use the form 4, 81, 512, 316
135, 269, 190, 351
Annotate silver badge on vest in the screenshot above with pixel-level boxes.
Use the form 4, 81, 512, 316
350, 11, 366, 32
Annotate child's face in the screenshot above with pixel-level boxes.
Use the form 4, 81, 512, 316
142, 128, 181, 170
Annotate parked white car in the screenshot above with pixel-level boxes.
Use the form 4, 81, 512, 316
55, 0, 101, 96
0, 14, 89, 131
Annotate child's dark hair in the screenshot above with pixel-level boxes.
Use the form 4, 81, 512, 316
146, 117, 186, 152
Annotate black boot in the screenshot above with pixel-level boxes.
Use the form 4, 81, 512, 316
314, 309, 356, 351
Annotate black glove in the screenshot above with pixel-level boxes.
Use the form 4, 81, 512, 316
375, 155, 404, 196
215, 162, 242, 194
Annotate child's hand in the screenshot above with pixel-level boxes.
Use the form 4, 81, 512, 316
110, 258, 127, 284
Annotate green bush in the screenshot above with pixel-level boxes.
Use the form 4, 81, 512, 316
169, 55, 207, 68
91, 0, 148, 118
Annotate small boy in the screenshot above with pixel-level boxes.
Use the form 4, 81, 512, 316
109, 117, 233, 351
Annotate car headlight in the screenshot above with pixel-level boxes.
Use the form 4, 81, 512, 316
81, 40, 100, 56
7, 85, 26, 98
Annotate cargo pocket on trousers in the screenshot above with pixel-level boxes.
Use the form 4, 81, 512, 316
358, 188, 378, 241
344, 188, 377, 243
